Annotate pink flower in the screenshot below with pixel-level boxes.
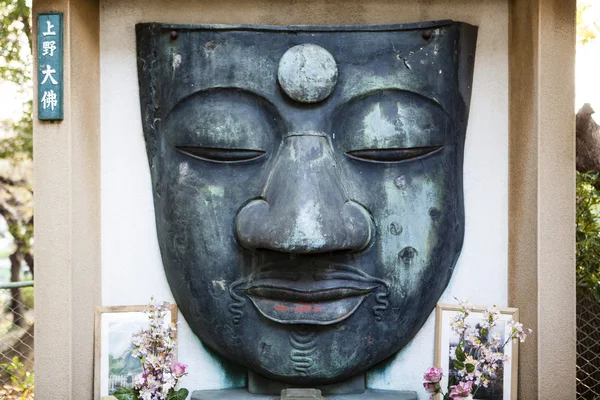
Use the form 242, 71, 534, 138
423, 382, 439, 393
449, 381, 473, 398
171, 362, 188, 377
423, 367, 444, 383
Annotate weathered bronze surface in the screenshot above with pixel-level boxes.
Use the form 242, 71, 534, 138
136, 20, 477, 391
192, 388, 419, 400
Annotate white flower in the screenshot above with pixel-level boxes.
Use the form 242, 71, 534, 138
508, 320, 531, 342
481, 306, 500, 330
130, 298, 187, 399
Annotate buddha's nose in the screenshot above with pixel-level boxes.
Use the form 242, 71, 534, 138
235, 133, 372, 254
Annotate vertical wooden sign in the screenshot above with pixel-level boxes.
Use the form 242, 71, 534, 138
37, 13, 63, 121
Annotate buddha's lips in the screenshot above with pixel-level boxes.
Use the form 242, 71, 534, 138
231, 263, 390, 325
243, 279, 379, 325
247, 296, 368, 325
244, 281, 378, 302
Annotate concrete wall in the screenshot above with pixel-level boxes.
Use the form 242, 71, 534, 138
99, 0, 508, 392
508, 0, 576, 397
33, 0, 101, 398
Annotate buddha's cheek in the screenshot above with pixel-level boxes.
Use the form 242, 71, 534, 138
373, 163, 454, 292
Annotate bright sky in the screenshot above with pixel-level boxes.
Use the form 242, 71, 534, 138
0, 81, 28, 123
577, 0, 600, 111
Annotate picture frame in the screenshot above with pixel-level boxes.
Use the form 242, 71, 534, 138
94, 304, 178, 400
435, 304, 519, 400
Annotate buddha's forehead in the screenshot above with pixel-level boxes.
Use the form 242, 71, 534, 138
136, 21, 476, 130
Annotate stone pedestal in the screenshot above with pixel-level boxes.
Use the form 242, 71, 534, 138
247, 371, 366, 396
191, 389, 418, 399
192, 370, 417, 399
280, 388, 322, 399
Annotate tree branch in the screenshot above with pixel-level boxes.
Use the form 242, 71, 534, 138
577, 104, 600, 175
0, 175, 29, 188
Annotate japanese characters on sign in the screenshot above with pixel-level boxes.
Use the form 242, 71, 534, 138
37, 13, 63, 120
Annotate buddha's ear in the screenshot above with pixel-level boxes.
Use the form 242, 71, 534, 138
136, 23, 162, 165
457, 23, 478, 118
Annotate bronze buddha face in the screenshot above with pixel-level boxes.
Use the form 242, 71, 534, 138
136, 21, 477, 385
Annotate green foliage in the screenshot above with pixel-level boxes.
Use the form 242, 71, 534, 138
0, 356, 34, 396
113, 387, 189, 400
465, 363, 475, 374
113, 387, 139, 400
167, 388, 189, 400
21, 285, 33, 309
455, 343, 466, 362
0, 0, 32, 162
108, 354, 125, 375
452, 359, 464, 371
448, 374, 457, 390
0, 0, 31, 85
576, 172, 600, 300
0, 100, 32, 161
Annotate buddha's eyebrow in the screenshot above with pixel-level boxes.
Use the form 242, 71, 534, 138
338, 73, 441, 103
336, 87, 447, 115
333, 90, 454, 128
164, 86, 279, 120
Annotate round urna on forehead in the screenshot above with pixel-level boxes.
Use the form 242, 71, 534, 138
278, 44, 338, 103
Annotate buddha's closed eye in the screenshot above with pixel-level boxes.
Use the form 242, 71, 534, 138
175, 146, 266, 163
345, 146, 443, 164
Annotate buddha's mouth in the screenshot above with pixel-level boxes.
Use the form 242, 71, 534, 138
232, 263, 389, 325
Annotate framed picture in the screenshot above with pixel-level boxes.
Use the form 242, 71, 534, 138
435, 304, 519, 400
94, 304, 178, 400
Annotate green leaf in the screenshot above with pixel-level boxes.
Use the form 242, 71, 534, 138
455, 344, 466, 362
113, 387, 138, 400
453, 359, 465, 370
593, 284, 600, 302
576, 171, 600, 301
166, 388, 189, 400
465, 363, 475, 373
449, 375, 458, 387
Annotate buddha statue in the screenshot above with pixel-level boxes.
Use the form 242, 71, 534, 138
136, 20, 477, 399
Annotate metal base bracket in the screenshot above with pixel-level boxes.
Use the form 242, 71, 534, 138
191, 389, 418, 400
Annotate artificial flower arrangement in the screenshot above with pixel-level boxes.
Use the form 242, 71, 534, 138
423, 300, 532, 400
114, 299, 189, 400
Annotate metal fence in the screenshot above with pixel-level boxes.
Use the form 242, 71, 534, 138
0, 281, 34, 399
577, 285, 600, 399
